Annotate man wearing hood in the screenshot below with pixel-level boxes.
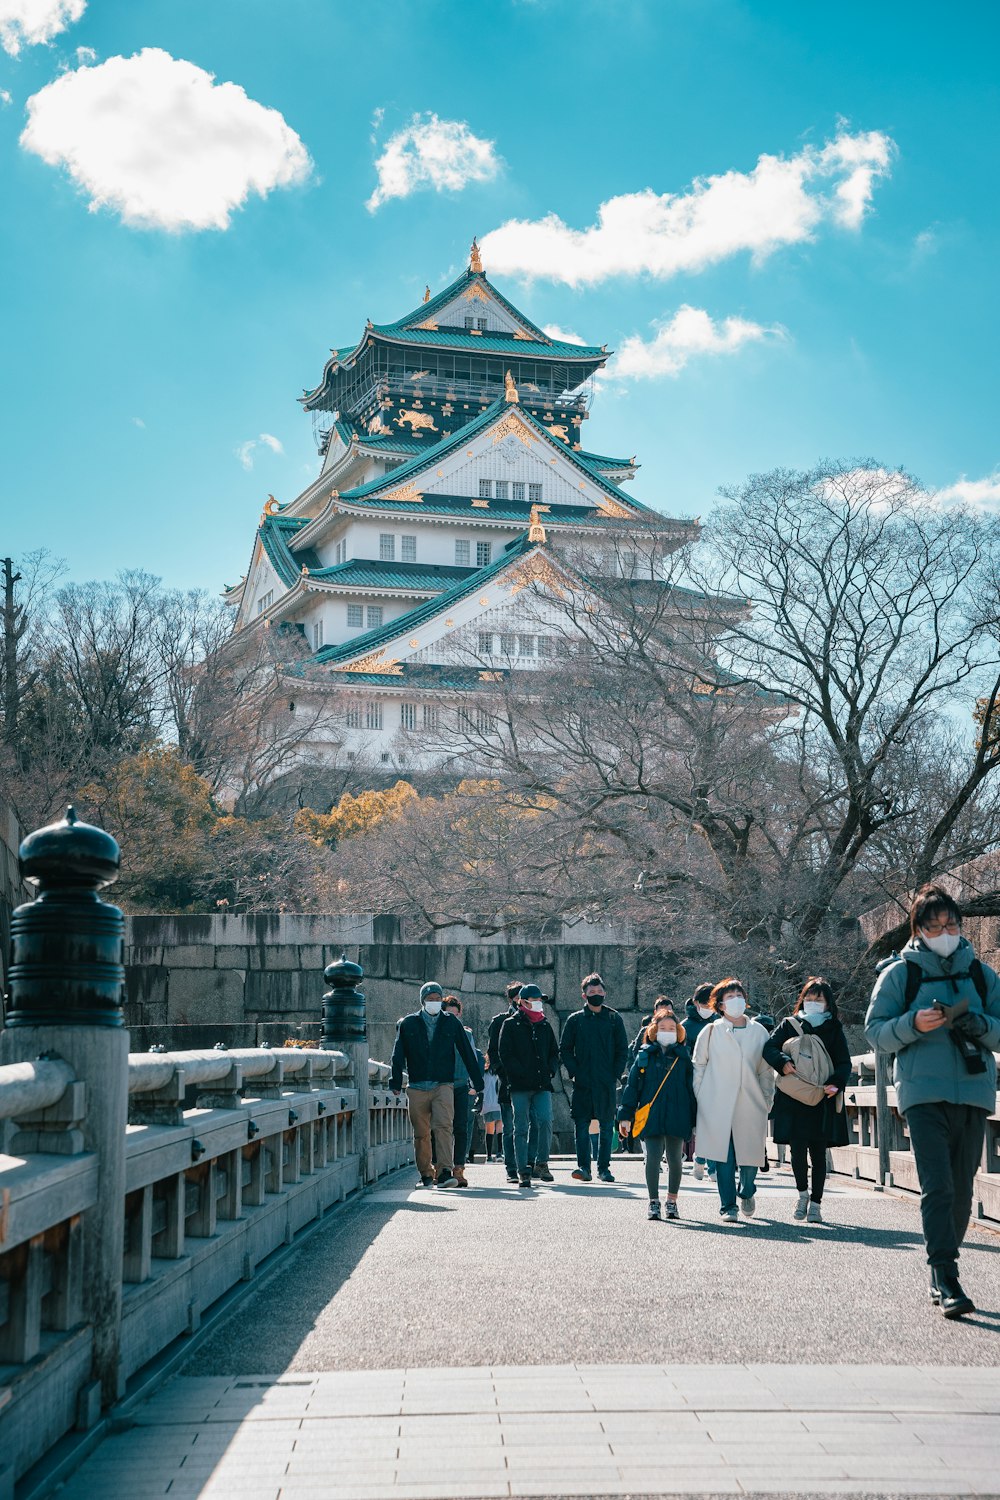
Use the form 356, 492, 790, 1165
391, 981, 484, 1189
866, 883, 1000, 1318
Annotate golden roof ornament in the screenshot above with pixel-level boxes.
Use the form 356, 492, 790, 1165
528, 504, 547, 543
504, 369, 519, 404
469, 237, 483, 274
422, 285, 431, 303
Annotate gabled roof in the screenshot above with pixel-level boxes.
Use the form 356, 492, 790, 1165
312, 532, 538, 668
369, 325, 604, 359
338, 396, 650, 514
390, 269, 551, 342
336, 493, 609, 524
259, 514, 320, 588
308, 559, 475, 591
577, 448, 638, 475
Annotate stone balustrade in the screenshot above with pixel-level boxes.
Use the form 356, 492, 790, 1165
831, 1051, 1000, 1222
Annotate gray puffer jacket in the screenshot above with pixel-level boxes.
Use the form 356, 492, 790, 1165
864, 936, 1000, 1113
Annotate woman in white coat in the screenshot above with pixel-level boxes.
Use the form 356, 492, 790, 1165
692, 977, 775, 1222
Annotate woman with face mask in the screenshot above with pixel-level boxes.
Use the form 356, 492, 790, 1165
683, 982, 717, 1180
692, 979, 775, 1222
866, 884, 1000, 1319
617, 999, 697, 1220
763, 978, 851, 1222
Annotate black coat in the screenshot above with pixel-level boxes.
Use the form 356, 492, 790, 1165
683, 1001, 716, 1054
560, 1005, 629, 1121
498, 1012, 560, 1092
762, 1014, 852, 1146
390, 1011, 484, 1094
619, 1043, 697, 1139
487, 1003, 519, 1104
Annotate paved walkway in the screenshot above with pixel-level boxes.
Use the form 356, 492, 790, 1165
54, 1158, 1000, 1498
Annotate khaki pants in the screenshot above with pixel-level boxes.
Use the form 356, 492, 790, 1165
408, 1085, 455, 1178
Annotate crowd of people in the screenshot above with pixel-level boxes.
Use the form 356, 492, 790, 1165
389, 883, 1000, 1319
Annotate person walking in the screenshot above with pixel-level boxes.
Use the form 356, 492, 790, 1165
560, 972, 629, 1183
481, 1058, 503, 1161
683, 982, 717, 1178
488, 982, 524, 1184
763, 977, 851, 1222
443, 995, 482, 1188
692, 978, 774, 1222
390, 981, 484, 1189
618, 1004, 697, 1220
866, 884, 1000, 1318
498, 984, 560, 1188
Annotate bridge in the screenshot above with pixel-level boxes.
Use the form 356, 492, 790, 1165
1, 812, 999, 1499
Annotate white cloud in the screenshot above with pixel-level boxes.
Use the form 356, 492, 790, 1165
480, 129, 893, 286
933, 473, 1000, 512
131, 416, 145, 429
20, 48, 312, 231
0, 0, 84, 57
0, 88, 11, 107
604, 305, 781, 381
74, 42, 94, 63
367, 111, 499, 212
543, 323, 585, 345
236, 433, 284, 470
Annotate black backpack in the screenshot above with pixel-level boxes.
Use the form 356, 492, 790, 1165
902, 958, 988, 1007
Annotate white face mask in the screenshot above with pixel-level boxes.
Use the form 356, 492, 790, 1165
723, 995, 747, 1018
920, 929, 961, 958
696, 1005, 714, 1020
423, 1000, 443, 1016
802, 1001, 828, 1021
526, 999, 544, 1014
656, 1030, 677, 1047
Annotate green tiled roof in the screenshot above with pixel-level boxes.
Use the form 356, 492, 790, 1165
259, 515, 319, 588
577, 448, 638, 472
370, 325, 605, 360
323, 663, 510, 692
338, 397, 651, 515
309, 559, 474, 591
312, 533, 536, 668
339, 492, 610, 524
389, 271, 551, 342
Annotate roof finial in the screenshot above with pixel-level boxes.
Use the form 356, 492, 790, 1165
423, 285, 431, 303
469, 237, 483, 274
528, 505, 546, 544
504, 369, 519, 405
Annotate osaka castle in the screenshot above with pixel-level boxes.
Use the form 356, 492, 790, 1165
225, 240, 697, 776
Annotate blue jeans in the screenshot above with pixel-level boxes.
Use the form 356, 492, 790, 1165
576, 1117, 614, 1174
511, 1090, 552, 1175
712, 1137, 758, 1215
500, 1096, 536, 1174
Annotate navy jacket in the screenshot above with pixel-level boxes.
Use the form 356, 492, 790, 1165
683, 1000, 716, 1054
560, 1005, 629, 1121
390, 1011, 484, 1094
618, 1042, 696, 1139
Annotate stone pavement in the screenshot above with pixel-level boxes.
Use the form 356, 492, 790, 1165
51, 1158, 1000, 1498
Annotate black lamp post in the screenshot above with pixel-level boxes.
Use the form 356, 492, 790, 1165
5, 806, 125, 1027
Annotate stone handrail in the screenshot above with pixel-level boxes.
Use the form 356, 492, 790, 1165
0, 1056, 76, 1118
126, 1047, 351, 1094
831, 1050, 1000, 1223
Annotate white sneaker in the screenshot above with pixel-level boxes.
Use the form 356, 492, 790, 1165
793, 1191, 809, 1221
693, 1162, 705, 1180
807, 1201, 823, 1223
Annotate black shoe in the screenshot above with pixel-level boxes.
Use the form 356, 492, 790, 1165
571, 1168, 592, 1182
417, 1175, 434, 1188
530, 1163, 542, 1179
537, 1164, 554, 1182
598, 1168, 615, 1183
930, 1266, 975, 1319
435, 1172, 458, 1189
506, 1171, 519, 1183
519, 1173, 533, 1188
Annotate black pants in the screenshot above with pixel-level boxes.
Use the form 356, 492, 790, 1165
904, 1102, 987, 1269
791, 1140, 827, 1202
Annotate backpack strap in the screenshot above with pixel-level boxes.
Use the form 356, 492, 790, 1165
970, 958, 988, 1004
904, 961, 922, 1008
904, 957, 988, 1004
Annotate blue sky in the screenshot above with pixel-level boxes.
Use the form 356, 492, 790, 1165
1, 0, 997, 591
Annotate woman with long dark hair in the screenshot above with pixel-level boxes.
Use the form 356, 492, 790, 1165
764, 978, 851, 1223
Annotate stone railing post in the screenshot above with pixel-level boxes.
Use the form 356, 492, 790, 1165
320, 952, 370, 1181
875, 1048, 893, 1189
0, 807, 129, 1407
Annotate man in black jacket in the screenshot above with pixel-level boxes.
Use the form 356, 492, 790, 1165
560, 972, 629, 1183
391, 981, 484, 1188
487, 981, 523, 1183
498, 985, 560, 1188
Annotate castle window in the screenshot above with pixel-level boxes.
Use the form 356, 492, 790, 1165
400, 702, 417, 731
528, 483, 543, 503
366, 606, 383, 628
256, 590, 273, 615
346, 705, 361, 729
464, 316, 474, 330
313, 620, 324, 650
381, 753, 391, 763
518, 634, 536, 657
347, 604, 363, 628
500, 632, 515, 655
365, 701, 383, 731
455, 540, 471, 566
478, 631, 493, 655
622, 551, 638, 578
512, 482, 525, 502
495, 481, 509, 500
379, 533, 396, 561
476, 541, 492, 567
423, 704, 440, 731
477, 318, 487, 331
479, 479, 492, 499
335, 540, 347, 565
477, 707, 492, 733
401, 534, 417, 562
